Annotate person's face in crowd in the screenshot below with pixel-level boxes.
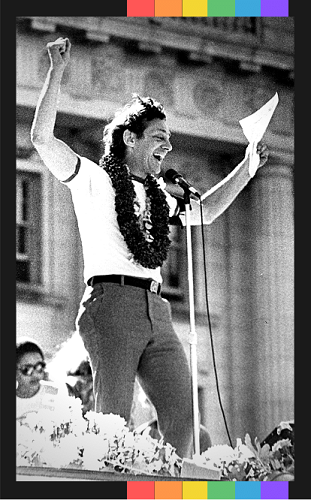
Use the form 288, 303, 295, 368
125, 118, 172, 177
16, 351, 46, 398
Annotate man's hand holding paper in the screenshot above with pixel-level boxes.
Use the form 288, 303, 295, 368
244, 141, 269, 173
240, 92, 279, 177
176, 92, 277, 226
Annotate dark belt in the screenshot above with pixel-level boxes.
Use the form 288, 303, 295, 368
87, 275, 161, 295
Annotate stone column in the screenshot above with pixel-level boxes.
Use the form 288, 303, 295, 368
248, 159, 294, 441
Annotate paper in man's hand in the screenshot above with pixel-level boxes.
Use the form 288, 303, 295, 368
239, 92, 279, 177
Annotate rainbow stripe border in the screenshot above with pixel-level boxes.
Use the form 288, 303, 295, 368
126, 480, 289, 499
127, 0, 288, 16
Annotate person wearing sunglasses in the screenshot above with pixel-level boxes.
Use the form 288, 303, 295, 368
16, 338, 69, 420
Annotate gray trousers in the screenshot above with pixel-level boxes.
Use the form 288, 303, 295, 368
76, 281, 193, 458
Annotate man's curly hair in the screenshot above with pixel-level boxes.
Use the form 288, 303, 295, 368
101, 94, 166, 161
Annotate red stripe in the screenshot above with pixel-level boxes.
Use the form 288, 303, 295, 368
127, 0, 155, 16
127, 481, 155, 499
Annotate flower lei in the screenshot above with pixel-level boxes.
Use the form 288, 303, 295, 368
101, 154, 171, 269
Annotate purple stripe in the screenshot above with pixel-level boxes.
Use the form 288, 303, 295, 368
261, 0, 289, 16
261, 481, 289, 499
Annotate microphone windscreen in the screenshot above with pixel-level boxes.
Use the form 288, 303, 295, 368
165, 169, 180, 183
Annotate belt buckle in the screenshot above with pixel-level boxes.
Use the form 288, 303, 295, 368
150, 280, 159, 294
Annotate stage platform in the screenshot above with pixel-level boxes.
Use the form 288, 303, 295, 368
16, 463, 221, 481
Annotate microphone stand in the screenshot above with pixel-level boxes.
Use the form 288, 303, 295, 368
184, 190, 200, 458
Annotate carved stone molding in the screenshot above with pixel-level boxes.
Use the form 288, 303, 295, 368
17, 17, 294, 74
143, 70, 175, 107
193, 80, 223, 117
30, 17, 57, 33
91, 45, 126, 101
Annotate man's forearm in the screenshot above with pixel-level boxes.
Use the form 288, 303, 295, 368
200, 155, 251, 224
29, 38, 80, 180
31, 67, 64, 145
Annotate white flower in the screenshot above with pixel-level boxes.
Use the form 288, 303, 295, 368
22, 409, 59, 435
82, 454, 103, 471
85, 411, 128, 440
123, 432, 136, 449
272, 439, 292, 453
17, 422, 34, 445
236, 441, 256, 460
133, 433, 158, 460
16, 445, 31, 467
16, 409, 182, 476
156, 177, 166, 191
81, 433, 109, 461
52, 395, 82, 423
150, 459, 163, 473
202, 444, 236, 466
39, 436, 79, 469
40, 441, 62, 467
70, 413, 88, 436
57, 434, 81, 466
81, 433, 109, 471
19, 411, 46, 430
277, 421, 293, 434
198, 438, 257, 470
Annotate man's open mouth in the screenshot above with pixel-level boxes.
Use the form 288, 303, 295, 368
153, 153, 163, 163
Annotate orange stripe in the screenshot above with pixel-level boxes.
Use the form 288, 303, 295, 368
155, 0, 182, 16
154, 481, 183, 499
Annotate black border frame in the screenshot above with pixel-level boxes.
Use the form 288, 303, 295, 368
1, 3, 306, 499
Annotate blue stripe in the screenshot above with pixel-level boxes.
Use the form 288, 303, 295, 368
235, 0, 261, 16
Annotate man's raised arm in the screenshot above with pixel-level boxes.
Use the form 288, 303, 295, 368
199, 142, 269, 224
178, 142, 269, 226
31, 38, 78, 181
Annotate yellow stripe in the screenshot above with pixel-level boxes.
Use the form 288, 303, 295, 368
183, 0, 207, 16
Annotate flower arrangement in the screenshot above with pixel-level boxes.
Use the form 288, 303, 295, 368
195, 424, 294, 481
17, 399, 294, 481
16, 399, 182, 477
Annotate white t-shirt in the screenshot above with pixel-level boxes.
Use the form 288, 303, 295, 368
63, 157, 178, 284
16, 381, 69, 420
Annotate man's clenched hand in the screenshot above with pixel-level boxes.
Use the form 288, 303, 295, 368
46, 37, 71, 71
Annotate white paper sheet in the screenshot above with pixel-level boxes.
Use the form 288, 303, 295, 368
239, 92, 279, 177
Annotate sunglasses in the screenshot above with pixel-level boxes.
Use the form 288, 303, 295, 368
18, 361, 46, 376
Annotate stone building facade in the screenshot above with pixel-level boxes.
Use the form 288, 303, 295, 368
16, 16, 294, 446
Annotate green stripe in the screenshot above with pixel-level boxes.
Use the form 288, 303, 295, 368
208, 0, 235, 16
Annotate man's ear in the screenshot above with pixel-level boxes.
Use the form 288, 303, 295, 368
123, 129, 136, 148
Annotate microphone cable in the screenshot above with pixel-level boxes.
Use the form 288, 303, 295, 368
199, 198, 233, 448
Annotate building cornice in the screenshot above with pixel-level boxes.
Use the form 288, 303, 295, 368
17, 16, 294, 74
16, 17, 294, 159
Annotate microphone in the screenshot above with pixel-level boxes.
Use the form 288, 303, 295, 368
165, 169, 201, 200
